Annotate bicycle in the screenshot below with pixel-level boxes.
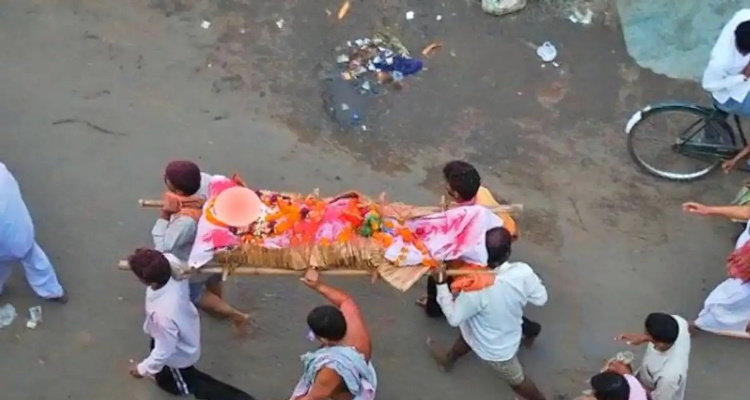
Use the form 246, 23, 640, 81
625, 99, 748, 181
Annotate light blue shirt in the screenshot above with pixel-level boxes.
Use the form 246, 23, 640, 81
0, 163, 35, 261
436, 261, 548, 362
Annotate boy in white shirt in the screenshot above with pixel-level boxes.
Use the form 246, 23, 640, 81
127, 248, 255, 400
157, 160, 249, 335
426, 227, 548, 400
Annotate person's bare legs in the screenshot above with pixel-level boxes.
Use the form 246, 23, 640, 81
426, 335, 472, 371
510, 377, 547, 400
205, 279, 223, 298
197, 292, 249, 336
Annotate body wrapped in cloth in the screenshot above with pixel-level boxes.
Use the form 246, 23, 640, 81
186, 175, 513, 290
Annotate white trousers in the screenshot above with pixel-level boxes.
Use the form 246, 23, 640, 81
0, 242, 64, 299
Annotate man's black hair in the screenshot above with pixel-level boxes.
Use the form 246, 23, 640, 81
591, 372, 630, 400
442, 160, 481, 202
644, 312, 679, 344
307, 305, 347, 341
486, 227, 512, 268
736, 21, 750, 54
165, 160, 202, 196
128, 248, 172, 287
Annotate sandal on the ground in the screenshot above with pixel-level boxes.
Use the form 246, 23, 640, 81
415, 296, 428, 308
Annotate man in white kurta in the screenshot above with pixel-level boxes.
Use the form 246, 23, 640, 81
617, 313, 691, 400
0, 162, 66, 301
682, 201, 750, 337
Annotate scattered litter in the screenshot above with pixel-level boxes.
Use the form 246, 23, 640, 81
26, 306, 42, 329
481, 0, 527, 16
421, 41, 443, 56
0, 304, 17, 328
341, 103, 350, 111
536, 41, 558, 63
337, 0, 351, 20
552, 61, 560, 68
276, 19, 285, 30
405, 11, 415, 20
336, 54, 350, 64
333, 30, 423, 96
240, 28, 246, 34
201, 20, 211, 29
450, 50, 456, 57
568, 7, 593, 25
361, 125, 367, 131
436, 15, 443, 21
325, 9, 332, 16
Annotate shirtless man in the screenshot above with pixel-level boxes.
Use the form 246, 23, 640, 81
290, 269, 377, 400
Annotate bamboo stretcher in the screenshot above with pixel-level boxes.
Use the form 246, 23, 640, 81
137, 199, 524, 215
122, 190, 522, 291
116, 260, 492, 276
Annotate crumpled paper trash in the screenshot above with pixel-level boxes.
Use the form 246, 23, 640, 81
0, 304, 17, 328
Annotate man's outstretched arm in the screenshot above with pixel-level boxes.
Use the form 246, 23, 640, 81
301, 268, 352, 307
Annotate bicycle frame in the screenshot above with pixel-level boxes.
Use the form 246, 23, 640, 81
675, 105, 747, 161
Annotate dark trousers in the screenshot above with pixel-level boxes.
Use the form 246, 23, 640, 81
425, 276, 542, 338
149, 340, 255, 400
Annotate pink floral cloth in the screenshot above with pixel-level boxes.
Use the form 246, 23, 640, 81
187, 176, 505, 268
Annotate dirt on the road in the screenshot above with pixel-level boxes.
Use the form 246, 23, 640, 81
2, 1, 750, 400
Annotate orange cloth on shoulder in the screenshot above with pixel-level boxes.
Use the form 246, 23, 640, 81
448, 261, 496, 294
475, 186, 518, 240
163, 191, 205, 221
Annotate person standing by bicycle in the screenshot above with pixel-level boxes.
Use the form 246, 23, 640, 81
702, 9, 750, 172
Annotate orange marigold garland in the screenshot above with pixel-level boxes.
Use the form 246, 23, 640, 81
236, 190, 438, 267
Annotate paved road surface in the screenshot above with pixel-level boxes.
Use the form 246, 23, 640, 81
1, 1, 749, 399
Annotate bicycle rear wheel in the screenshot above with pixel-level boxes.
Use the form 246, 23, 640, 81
625, 104, 731, 181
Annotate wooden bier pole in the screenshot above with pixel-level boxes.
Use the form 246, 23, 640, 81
116, 260, 494, 276
136, 198, 524, 214
138, 199, 163, 208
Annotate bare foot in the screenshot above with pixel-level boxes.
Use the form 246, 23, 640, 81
232, 313, 251, 337
426, 337, 453, 372
415, 296, 427, 308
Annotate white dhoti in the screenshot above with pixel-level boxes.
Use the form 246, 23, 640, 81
0, 162, 64, 299
695, 277, 750, 338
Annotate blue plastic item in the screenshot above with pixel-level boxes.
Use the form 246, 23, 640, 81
374, 55, 423, 76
